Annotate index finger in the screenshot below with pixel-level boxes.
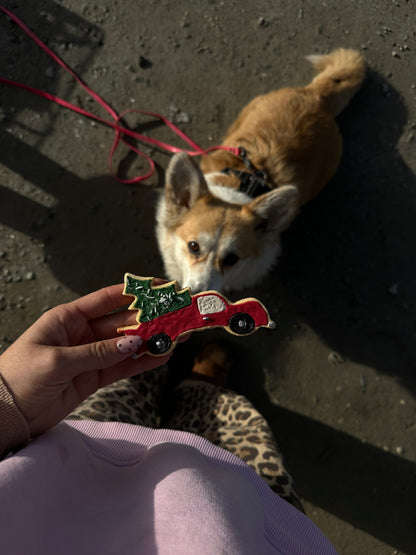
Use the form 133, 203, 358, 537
69, 284, 127, 320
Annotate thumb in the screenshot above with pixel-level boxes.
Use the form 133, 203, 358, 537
62, 335, 143, 376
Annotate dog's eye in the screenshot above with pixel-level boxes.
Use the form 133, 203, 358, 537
188, 241, 200, 255
222, 253, 239, 268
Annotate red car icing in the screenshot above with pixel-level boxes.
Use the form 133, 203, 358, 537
123, 291, 274, 356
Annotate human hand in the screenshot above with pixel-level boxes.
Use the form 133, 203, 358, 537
0, 284, 172, 437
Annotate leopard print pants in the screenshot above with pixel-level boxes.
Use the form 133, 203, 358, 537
68, 368, 303, 511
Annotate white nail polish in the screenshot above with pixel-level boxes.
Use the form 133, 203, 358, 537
117, 335, 142, 354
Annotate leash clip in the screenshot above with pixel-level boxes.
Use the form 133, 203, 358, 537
237, 146, 254, 170
238, 146, 247, 158
237, 145, 260, 173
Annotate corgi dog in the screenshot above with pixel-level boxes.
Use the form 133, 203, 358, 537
156, 48, 366, 292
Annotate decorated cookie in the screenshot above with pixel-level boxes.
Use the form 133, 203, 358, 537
117, 273, 276, 356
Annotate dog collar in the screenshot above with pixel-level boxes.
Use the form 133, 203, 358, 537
220, 145, 273, 198
220, 167, 272, 198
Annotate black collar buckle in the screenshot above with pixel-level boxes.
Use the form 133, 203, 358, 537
221, 146, 272, 199
221, 167, 272, 198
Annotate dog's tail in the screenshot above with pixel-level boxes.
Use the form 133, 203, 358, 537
305, 48, 366, 116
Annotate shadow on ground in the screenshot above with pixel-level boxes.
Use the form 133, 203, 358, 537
276, 69, 416, 397
0, 127, 164, 293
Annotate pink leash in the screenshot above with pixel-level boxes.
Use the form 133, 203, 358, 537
0, 5, 240, 184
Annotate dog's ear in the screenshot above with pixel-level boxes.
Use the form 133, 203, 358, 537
165, 152, 209, 218
245, 185, 299, 233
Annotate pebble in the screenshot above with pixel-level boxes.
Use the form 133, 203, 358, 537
328, 351, 345, 364
139, 56, 153, 70
173, 111, 190, 124
168, 104, 190, 124
257, 17, 269, 28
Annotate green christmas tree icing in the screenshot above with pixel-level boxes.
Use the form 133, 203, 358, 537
124, 274, 192, 323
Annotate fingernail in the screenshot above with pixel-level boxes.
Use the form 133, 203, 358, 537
117, 335, 142, 354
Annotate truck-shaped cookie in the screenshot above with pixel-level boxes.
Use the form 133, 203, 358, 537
117, 274, 276, 356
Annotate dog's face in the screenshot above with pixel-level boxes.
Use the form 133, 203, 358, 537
156, 153, 298, 292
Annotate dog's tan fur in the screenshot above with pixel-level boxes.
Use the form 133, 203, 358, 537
156, 48, 366, 292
